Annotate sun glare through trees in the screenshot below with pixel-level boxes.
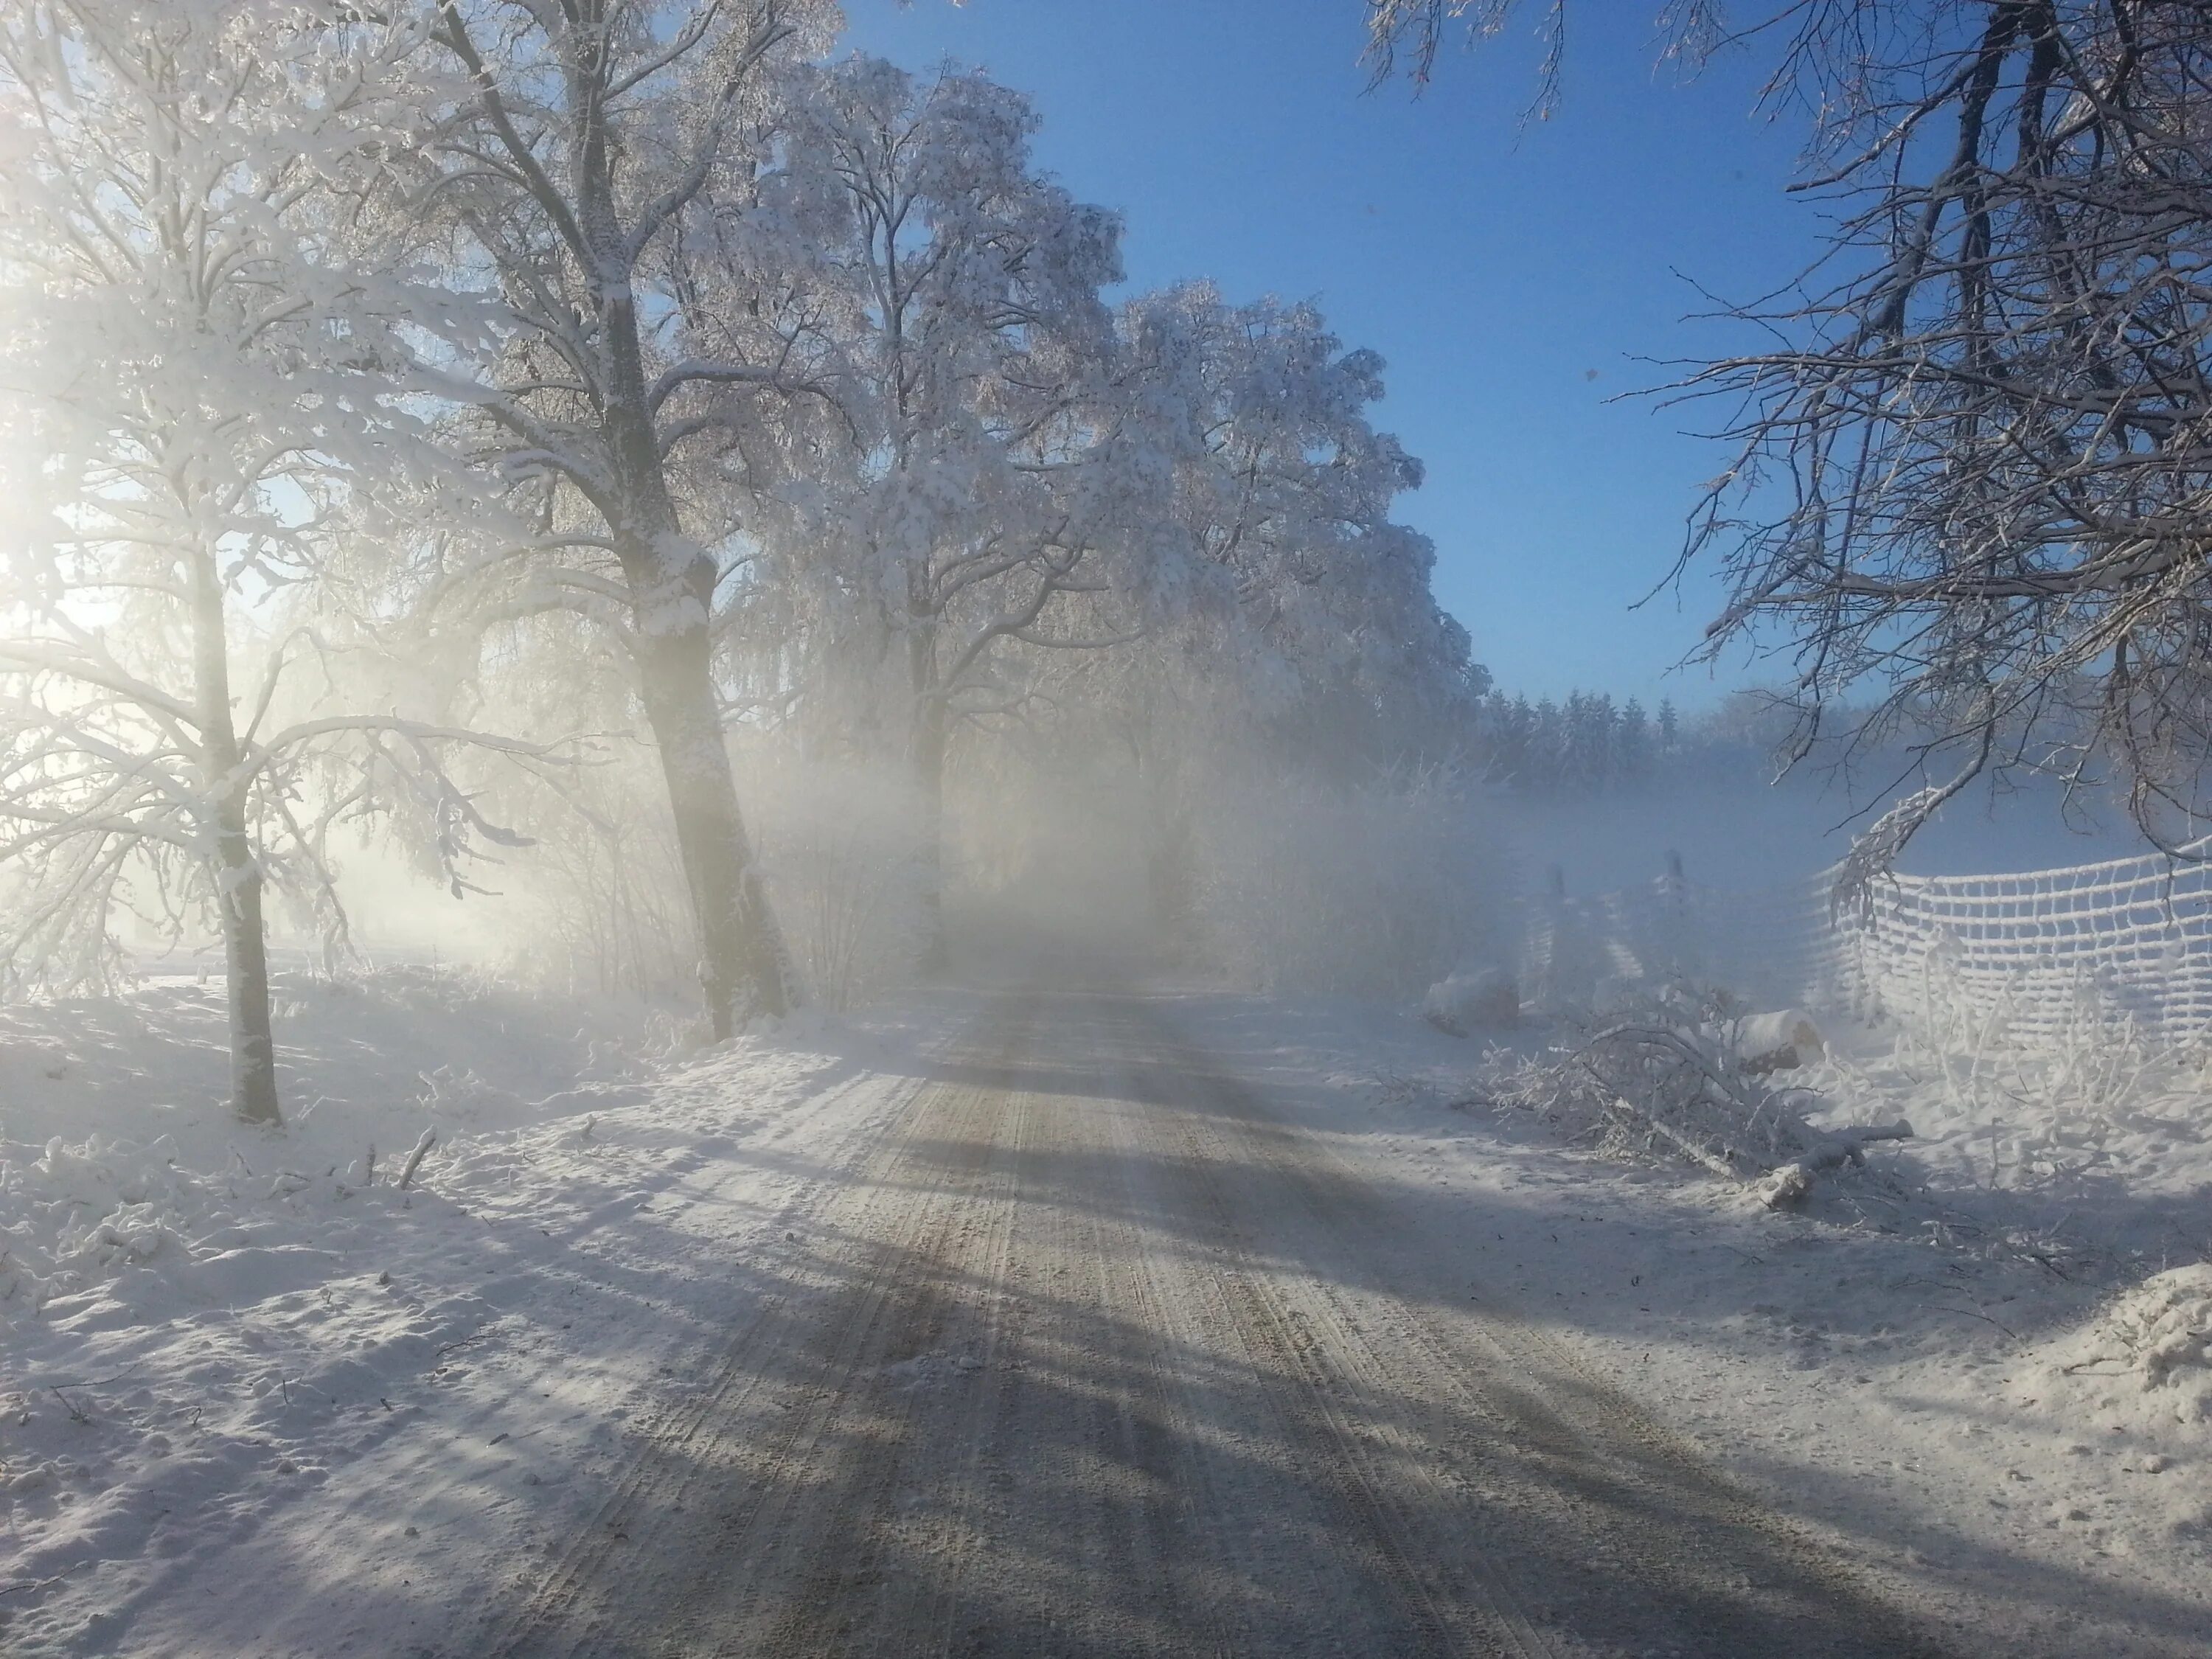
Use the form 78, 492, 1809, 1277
4, 5, 2211, 1655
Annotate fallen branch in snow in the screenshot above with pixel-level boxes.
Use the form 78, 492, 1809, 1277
33, 1368, 138, 1391
277, 1373, 336, 1408
1809, 1121, 1916, 1166
396, 1129, 437, 1192
1604, 1096, 1737, 1180
40, 1369, 144, 1425
1757, 1122, 1916, 1210
1486, 995, 1917, 1202
1567, 1014, 1815, 1175
0, 1559, 88, 1597
1916, 1302, 2022, 1342
429, 1330, 492, 1381
2062, 1353, 2130, 1374
49, 1384, 90, 1425
1754, 1164, 1818, 1208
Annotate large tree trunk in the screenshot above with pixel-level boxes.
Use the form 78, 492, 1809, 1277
425, 0, 806, 1042
630, 560, 790, 1036
189, 549, 280, 1125
597, 254, 793, 1034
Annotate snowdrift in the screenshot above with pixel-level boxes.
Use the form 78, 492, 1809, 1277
2056, 1265, 2212, 1428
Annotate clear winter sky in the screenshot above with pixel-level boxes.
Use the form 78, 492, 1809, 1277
840, 1, 1820, 712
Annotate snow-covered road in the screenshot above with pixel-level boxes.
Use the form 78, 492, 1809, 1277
480, 988, 1930, 1658
8, 979, 2206, 1656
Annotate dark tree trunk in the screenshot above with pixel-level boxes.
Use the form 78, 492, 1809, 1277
597, 257, 793, 1034
629, 547, 790, 1035
189, 549, 280, 1125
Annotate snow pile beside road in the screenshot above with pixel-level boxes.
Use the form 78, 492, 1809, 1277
1420, 967, 1517, 1035
2052, 1265, 2212, 1427
1, 1134, 229, 1317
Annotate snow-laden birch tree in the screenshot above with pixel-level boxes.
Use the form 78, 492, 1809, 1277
406, 0, 843, 1031
0, 0, 536, 1124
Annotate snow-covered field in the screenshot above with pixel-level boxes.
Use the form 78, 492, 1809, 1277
3, 968, 2207, 1656
1499, 770, 2152, 897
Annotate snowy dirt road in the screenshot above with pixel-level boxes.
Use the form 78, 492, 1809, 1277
487, 989, 1942, 1659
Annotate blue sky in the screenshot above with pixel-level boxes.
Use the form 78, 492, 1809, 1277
840, 0, 1821, 710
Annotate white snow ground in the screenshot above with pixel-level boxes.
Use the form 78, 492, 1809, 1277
3, 973, 2207, 1656
1175, 994, 2212, 1658
1, 973, 969, 1655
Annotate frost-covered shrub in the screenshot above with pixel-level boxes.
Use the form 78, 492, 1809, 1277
483, 745, 698, 1005
1874, 954, 2187, 1194
748, 759, 929, 1013
1184, 770, 1506, 998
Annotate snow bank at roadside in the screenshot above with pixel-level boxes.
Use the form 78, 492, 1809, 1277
1166, 990, 2212, 1658
2048, 1265, 2212, 1430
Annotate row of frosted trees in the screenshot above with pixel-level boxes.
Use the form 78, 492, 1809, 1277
0, 1, 1478, 1123
1467, 692, 1682, 796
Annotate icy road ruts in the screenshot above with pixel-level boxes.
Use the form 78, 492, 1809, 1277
484, 990, 1947, 1658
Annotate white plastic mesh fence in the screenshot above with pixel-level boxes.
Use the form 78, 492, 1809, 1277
1522, 842, 2212, 1051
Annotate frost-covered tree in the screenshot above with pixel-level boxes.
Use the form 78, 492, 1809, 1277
1043, 285, 1475, 791
1128, 283, 1475, 773
405, 0, 842, 1030
761, 59, 1152, 963
0, 0, 526, 1123
1616, 697, 1652, 784
1472, 687, 1666, 793
1683, 3, 2212, 858
1020, 284, 1478, 931
1368, 2, 2212, 860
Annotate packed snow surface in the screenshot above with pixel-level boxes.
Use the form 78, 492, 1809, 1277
1, 970, 2205, 1656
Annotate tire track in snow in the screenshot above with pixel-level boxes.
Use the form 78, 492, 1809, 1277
487, 987, 1951, 1658
1117, 991, 1949, 1658
481, 1011, 1001, 1658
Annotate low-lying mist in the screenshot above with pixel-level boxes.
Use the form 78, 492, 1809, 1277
254, 734, 1512, 1022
